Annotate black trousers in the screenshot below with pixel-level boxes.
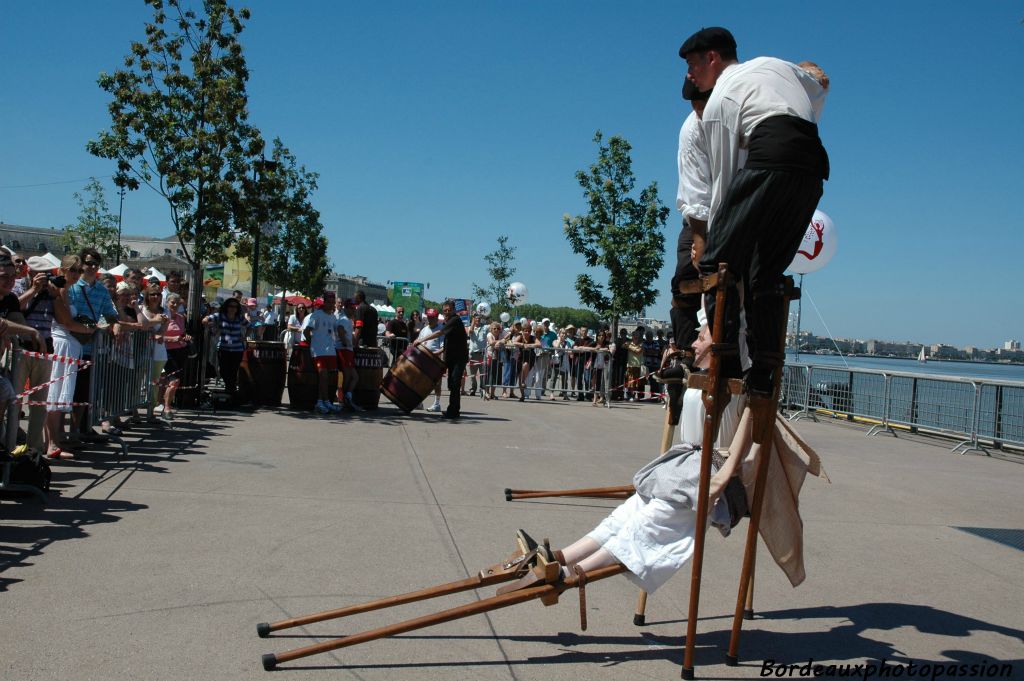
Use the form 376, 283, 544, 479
445, 360, 466, 416
670, 219, 702, 351
218, 349, 244, 404
699, 167, 823, 391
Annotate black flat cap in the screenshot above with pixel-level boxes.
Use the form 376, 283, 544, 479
682, 79, 712, 101
679, 26, 736, 59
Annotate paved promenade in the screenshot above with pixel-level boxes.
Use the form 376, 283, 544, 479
2, 396, 1022, 680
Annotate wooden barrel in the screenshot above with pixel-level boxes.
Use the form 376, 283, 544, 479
239, 340, 287, 407
381, 344, 447, 413
352, 347, 386, 409
287, 345, 328, 410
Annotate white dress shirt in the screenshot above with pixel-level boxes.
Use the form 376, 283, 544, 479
701, 57, 827, 232
675, 110, 711, 222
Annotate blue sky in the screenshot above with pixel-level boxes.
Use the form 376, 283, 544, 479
1, 1, 1022, 348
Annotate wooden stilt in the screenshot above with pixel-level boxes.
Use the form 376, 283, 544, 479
504, 486, 634, 501
260, 564, 626, 670
743, 550, 755, 620
725, 278, 799, 666
633, 590, 649, 626
256, 550, 536, 638
681, 263, 733, 681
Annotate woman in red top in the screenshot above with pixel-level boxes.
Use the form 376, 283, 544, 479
160, 292, 191, 420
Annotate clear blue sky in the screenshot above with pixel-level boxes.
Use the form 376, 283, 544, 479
1, 1, 1022, 348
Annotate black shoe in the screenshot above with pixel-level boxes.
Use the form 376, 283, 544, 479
440, 411, 460, 420
724, 477, 749, 528
655, 365, 689, 384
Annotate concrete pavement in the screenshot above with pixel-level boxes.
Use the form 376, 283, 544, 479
2, 395, 1022, 680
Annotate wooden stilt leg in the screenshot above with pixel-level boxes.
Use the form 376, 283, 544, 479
504, 486, 634, 501
256, 551, 534, 637
261, 564, 626, 670
634, 590, 649, 626
743, 550, 755, 620
726, 278, 799, 666
681, 263, 733, 681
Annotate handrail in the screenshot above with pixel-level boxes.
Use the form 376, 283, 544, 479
781, 362, 1024, 453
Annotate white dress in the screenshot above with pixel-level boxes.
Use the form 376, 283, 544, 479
587, 390, 745, 594
46, 302, 83, 413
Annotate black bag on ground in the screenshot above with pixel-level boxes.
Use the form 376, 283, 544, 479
0, 451, 51, 498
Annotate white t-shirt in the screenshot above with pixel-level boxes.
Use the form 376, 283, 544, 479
336, 315, 354, 351
302, 309, 339, 357
417, 323, 443, 353
141, 307, 168, 362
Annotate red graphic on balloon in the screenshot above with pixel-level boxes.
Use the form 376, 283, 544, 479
798, 220, 825, 260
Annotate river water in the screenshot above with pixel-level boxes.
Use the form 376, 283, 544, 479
787, 352, 1024, 383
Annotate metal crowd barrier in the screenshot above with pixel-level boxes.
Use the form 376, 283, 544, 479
381, 335, 409, 366
87, 328, 156, 428
479, 347, 613, 404
781, 363, 1024, 453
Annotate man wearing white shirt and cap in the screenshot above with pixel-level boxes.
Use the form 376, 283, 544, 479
679, 27, 829, 396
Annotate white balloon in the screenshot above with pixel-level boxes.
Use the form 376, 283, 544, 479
520, 317, 528, 326
476, 301, 492, 317
788, 209, 838, 274
499, 311, 511, 323
506, 281, 528, 307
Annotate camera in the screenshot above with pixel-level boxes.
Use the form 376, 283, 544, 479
46, 273, 67, 289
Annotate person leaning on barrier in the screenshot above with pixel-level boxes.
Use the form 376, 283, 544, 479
384, 305, 409, 358
67, 247, 122, 441
140, 283, 170, 421
43, 255, 97, 460
14, 256, 63, 452
483, 320, 504, 401
159, 292, 190, 421
465, 313, 487, 397
0, 252, 45, 439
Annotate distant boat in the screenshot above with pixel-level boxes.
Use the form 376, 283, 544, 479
918, 347, 927, 363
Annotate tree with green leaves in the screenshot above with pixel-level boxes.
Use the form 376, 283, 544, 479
59, 178, 127, 262
563, 131, 669, 334
252, 138, 330, 298
87, 0, 264, 317
471, 235, 517, 310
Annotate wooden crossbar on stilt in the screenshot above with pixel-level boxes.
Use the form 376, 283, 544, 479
258, 563, 626, 670
681, 262, 735, 680
504, 485, 634, 501
724, 277, 799, 667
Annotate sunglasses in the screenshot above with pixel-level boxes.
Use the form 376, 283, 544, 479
83, 260, 101, 267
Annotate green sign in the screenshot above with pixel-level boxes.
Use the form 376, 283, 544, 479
391, 281, 424, 313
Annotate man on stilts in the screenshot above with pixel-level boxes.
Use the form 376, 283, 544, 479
680, 27, 829, 403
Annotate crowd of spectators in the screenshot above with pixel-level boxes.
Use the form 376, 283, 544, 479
0, 246, 193, 461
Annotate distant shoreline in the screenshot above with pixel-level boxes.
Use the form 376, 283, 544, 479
788, 352, 1023, 367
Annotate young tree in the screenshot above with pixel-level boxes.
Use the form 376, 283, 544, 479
472, 235, 517, 310
255, 138, 330, 299
87, 0, 264, 318
60, 178, 127, 262
563, 131, 669, 335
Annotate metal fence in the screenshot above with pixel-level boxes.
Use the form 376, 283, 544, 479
781, 363, 1024, 452
478, 347, 616, 404
87, 328, 156, 428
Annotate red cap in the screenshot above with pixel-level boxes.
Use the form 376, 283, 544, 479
425, 308, 439, 318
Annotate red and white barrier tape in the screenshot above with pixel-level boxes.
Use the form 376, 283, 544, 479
17, 348, 91, 366
15, 360, 92, 399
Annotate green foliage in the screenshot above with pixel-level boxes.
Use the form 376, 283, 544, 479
563, 131, 669, 327
60, 178, 127, 261
511, 304, 602, 330
242, 138, 330, 296
87, 0, 263, 269
471, 235, 517, 305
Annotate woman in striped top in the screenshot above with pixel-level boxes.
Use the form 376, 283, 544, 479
203, 297, 248, 406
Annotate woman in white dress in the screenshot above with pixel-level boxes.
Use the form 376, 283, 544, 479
44, 256, 97, 460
